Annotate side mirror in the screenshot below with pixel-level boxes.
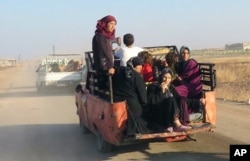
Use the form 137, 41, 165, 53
36, 65, 41, 72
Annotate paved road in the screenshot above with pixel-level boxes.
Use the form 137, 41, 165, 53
0, 62, 250, 161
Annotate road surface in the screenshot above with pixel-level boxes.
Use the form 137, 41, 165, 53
0, 62, 250, 161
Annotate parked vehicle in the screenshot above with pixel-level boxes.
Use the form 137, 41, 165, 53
76, 46, 217, 152
36, 54, 86, 92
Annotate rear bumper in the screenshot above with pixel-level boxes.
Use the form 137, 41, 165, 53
44, 80, 81, 86
134, 122, 215, 140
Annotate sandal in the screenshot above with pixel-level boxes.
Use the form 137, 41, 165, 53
164, 127, 173, 132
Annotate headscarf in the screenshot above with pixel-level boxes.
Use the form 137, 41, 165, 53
126, 56, 143, 68
95, 15, 117, 39
161, 67, 173, 78
180, 46, 190, 55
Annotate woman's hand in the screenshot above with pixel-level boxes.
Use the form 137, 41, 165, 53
108, 68, 115, 75
161, 82, 168, 93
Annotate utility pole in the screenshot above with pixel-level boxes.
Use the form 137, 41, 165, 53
52, 45, 55, 56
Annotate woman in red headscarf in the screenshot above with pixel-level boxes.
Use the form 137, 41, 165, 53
91, 15, 117, 90
92, 15, 117, 74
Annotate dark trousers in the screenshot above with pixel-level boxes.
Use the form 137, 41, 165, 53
126, 98, 149, 135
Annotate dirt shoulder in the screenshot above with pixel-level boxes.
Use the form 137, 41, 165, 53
194, 55, 250, 103
216, 82, 250, 103
0, 64, 24, 90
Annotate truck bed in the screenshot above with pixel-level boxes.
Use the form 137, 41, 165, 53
77, 90, 216, 146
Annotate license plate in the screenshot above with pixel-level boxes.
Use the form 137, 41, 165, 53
57, 84, 66, 87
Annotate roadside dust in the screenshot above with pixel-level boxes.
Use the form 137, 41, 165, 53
0, 64, 24, 92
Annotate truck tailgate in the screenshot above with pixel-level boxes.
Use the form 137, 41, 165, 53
45, 72, 81, 81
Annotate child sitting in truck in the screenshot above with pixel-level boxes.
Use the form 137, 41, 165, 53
138, 51, 153, 83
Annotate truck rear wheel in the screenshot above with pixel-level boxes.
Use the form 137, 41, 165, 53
37, 85, 44, 93
97, 129, 113, 153
81, 121, 90, 134
79, 116, 90, 134
36, 82, 46, 93
82, 125, 90, 134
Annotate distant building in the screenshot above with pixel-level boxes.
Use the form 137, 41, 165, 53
225, 42, 250, 50
243, 42, 250, 50
225, 43, 243, 50
0, 59, 16, 67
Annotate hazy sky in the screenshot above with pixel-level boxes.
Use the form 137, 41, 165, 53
1, 0, 250, 60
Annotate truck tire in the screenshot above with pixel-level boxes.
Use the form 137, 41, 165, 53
37, 84, 44, 93
36, 82, 46, 94
82, 124, 90, 134
80, 120, 90, 134
97, 129, 113, 153
79, 116, 90, 134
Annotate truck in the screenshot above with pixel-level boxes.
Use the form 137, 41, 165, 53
76, 46, 217, 152
36, 54, 87, 92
